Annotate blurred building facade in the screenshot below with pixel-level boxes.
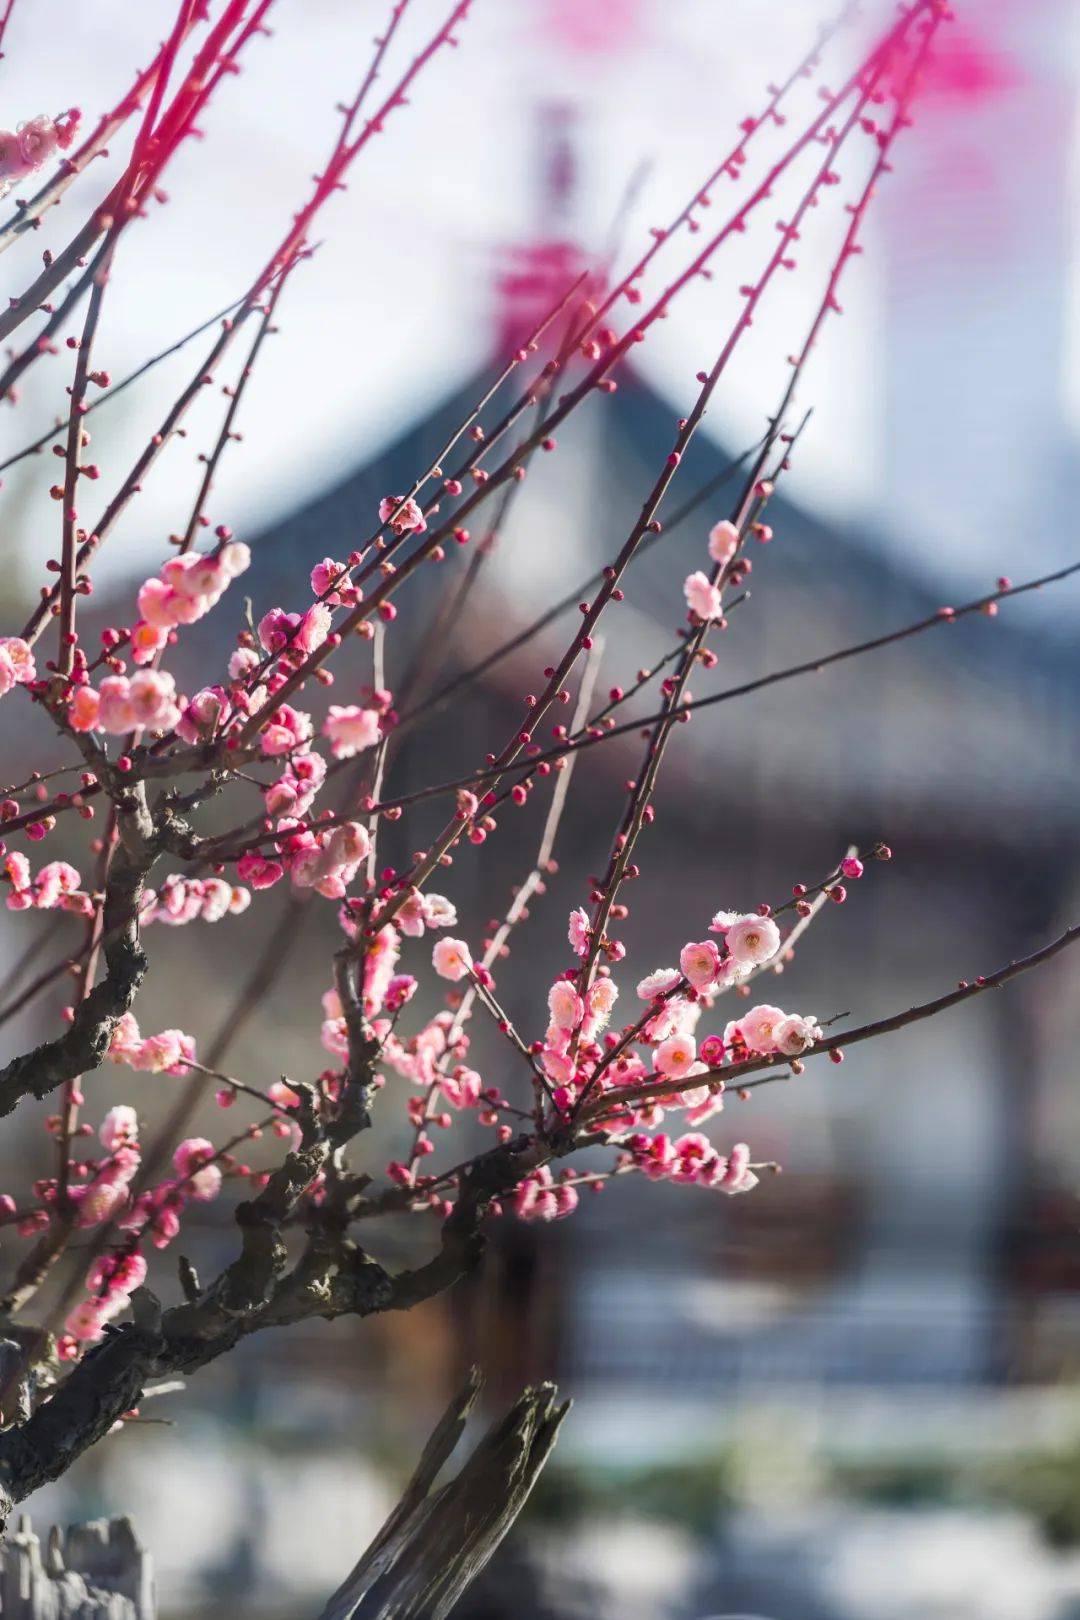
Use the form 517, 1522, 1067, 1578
2, 7, 1080, 1612
218, 252, 1079, 1414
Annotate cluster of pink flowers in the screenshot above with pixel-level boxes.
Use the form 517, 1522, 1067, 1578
310, 556, 361, 608
69, 669, 182, 735
512, 1165, 579, 1222
106, 1012, 195, 1075
117, 1139, 228, 1255
633, 910, 782, 1005
0, 636, 35, 699
379, 494, 426, 537
380, 1010, 489, 1112
68, 1108, 142, 1231
131, 543, 251, 664
257, 601, 330, 662
530, 907, 788, 1110
263, 748, 326, 817
681, 500, 777, 624
61, 1122, 227, 1353
140, 874, 251, 927
624, 1132, 758, 1194
330, 859, 830, 1220
724, 1004, 822, 1057
236, 819, 371, 898
322, 704, 382, 759
360, 923, 404, 1017
288, 819, 369, 897
541, 974, 619, 1092
0, 110, 80, 193
4, 854, 92, 915
396, 890, 457, 938
61, 1107, 145, 1350
171, 1137, 224, 1200
64, 1248, 147, 1349
323, 927, 441, 1069
256, 701, 312, 758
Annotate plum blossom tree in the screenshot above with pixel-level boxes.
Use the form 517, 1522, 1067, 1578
0, 0, 1074, 1595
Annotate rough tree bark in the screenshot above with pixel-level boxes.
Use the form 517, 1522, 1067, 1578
318, 1370, 569, 1620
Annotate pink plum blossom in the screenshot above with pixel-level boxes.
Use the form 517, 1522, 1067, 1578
734, 1004, 785, 1054
720, 913, 781, 968
322, 705, 381, 759
568, 907, 590, 957
432, 938, 473, 982
679, 939, 722, 990
683, 570, 723, 621
379, 495, 426, 536
174, 1138, 222, 1201
773, 1012, 822, 1056
0, 637, 35, 696
548, 980, 585, 1030
99, 1106, 138, 1151
636, 967, 681, 1001
654, 1033, 697, 1078
708, 519, 739, 567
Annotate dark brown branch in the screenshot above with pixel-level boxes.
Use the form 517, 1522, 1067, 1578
0, 1135, 506, 1524
0, 786, 157, 1117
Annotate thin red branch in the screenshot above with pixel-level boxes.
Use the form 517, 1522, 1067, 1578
584, 923, 1080, 1122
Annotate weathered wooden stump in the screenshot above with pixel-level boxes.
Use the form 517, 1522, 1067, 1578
0, 1375, 566, 1620
319, 1371, 569, 1620
0, 1514, 154, 1619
